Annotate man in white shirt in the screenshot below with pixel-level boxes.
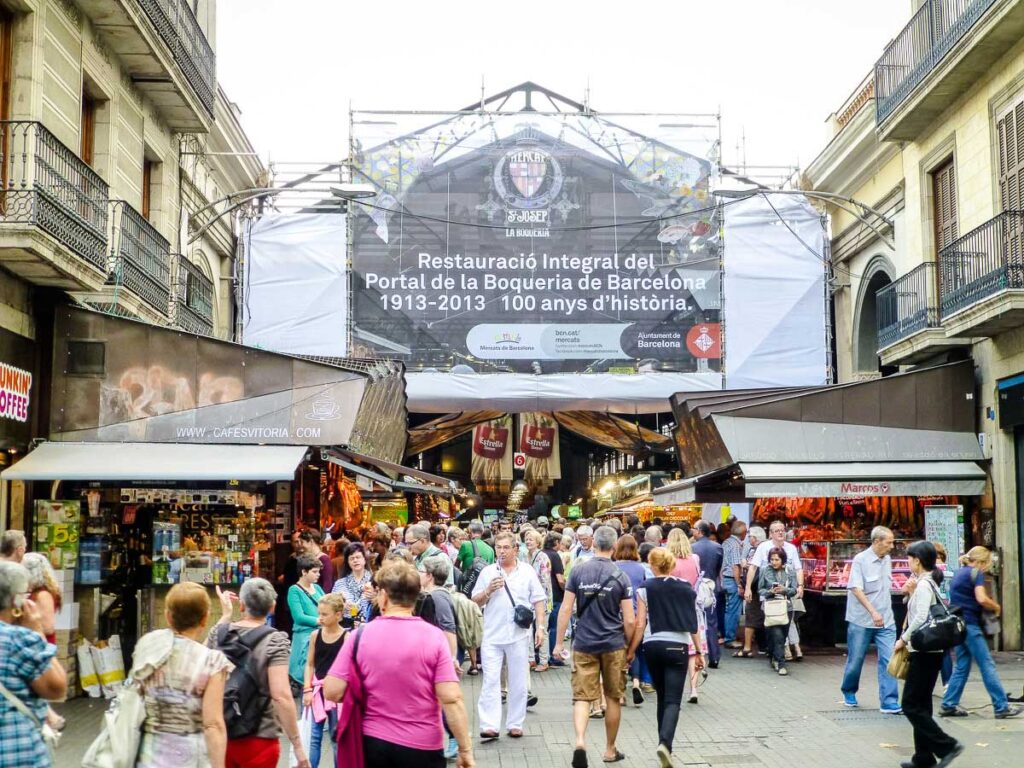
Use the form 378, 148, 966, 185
841, 526, 901, 713
473, 531, 546, 740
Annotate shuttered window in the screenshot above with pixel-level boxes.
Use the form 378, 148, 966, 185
932, 159, 958, 254
998, 101, 1024, 212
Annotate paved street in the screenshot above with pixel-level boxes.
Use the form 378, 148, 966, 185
54, 649, 1024, 767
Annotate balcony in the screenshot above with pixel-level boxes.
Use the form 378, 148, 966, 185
0, 120, 110, 288
874, 0, 1024, 141
172, 255, 214, 335
938, 210, 1024, 336
109, 201, 171, 318
876, 262, 968, 364
75, 0, 215, 130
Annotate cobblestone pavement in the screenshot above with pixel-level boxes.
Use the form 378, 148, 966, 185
55, 650, 1024, 767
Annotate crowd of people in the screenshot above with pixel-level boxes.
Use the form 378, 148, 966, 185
0, 516, 1022, 768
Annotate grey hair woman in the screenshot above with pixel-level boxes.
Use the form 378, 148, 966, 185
21, 552, 62, 644
0, 561, 67, 767
210, 580, 311, 768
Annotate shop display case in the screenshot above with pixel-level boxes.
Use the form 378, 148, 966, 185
801, 540, 912, 595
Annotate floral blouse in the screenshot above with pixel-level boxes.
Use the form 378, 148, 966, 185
528, 549, 552, 608
332, 570, 374, 614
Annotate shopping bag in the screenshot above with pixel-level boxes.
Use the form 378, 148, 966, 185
91, 635, 127, 698
290, 707, 315, 767
887, 645, 910, 680
78, 639, 102, 698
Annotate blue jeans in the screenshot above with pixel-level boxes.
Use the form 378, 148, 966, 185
548, 600, 562, 655
308, 708, 337, 768
629, 644, 653, 685
841, 623, 900, 710
723, 577, 742, 641
942, 622, 1009, 712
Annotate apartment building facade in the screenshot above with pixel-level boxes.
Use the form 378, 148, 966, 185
807, 0, 1024, 648
0, 0, 260, 456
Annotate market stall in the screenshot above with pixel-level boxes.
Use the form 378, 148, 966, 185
669, 361, 988, 646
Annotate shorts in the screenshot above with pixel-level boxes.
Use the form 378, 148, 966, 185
571, 648, 627, 702
745, 597, 764, 629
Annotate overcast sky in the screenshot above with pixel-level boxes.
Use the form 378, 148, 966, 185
216, 1, 910, 178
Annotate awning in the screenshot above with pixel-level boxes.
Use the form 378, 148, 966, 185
331, 448, 456, 489
0, 442, 309, 482
324, 452, 456, 497
739, 461, 987, 498
653, 477, 699, 505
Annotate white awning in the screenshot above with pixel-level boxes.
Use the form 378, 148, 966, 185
739, 461, 987, 498
652, 477, 700, 505
0, 443, 309, 482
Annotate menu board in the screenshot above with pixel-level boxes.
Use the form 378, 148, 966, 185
34, 500, 81, 569
925, 505, 964, 563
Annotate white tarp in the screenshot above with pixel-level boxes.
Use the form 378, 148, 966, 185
241, 214, 347, 356
405, 371, 722, 414
723, 194, 828, 389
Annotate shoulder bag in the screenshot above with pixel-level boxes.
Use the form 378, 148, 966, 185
503, 575, 536, 629
0, 679, 60, 760
763, 571, 791, 627
909, 579, 966, 652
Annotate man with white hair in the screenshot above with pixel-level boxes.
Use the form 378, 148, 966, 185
0, 530, 27, 563
644, 525, 663, 546
841, 526, 901, 714
573, 525, 595, 563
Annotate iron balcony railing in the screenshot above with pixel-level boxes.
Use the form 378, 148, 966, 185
109, 201, 171, 314
0, 120, 109, 270
138, 0, 216, 116
173, 255, 214, 334
877, 262, 941, 349
938, 210, 1024, 318
875, 0, 997, 124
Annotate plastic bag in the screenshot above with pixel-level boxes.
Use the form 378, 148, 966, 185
78, 639, 102, 698
290, 707, 314, 767
91, 635, 127, 698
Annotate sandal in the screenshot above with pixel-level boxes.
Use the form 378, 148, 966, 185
732, 650, 754, 658
589, 707, 605, 719
467, 666, 480, 676
602, 750, 626, 763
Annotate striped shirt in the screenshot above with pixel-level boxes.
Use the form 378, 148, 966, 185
722, 535, 744, 578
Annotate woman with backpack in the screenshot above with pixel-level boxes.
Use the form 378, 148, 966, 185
288, 555, 325, 691
210, 580, 309, 768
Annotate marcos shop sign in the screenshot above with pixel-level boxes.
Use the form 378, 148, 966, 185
349, 111, 721, 372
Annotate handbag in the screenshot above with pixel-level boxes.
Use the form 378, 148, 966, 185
981, 609, 1000, 637
0, 679, 60, 759
764, 597, 789, 627
83, 632, 174, 768
909, 579, 966, 652
503, 581, 535, 629
887, 645, 910, 680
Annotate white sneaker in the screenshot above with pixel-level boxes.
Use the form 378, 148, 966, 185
657, 743, 675, 768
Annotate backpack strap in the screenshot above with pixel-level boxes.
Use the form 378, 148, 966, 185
239, 624, 276, 650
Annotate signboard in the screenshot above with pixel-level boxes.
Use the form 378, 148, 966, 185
925, 505, 964, 562
34, 500, 80, 569
745, 479, 986, 498
471, 415, 513, 489
513, 452, 526, 469
369, 501, 408, 527
351, 110, 720, 372
518, 413, 560, 482
0, 362, 31, 422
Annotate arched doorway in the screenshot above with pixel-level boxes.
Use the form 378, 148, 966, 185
852, 257, 895, 375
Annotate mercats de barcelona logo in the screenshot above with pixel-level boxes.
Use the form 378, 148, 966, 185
493, 331, 523, 346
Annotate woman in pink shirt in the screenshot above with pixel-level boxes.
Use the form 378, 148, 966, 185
666, 528, 708, 703
324, 559, 476, 768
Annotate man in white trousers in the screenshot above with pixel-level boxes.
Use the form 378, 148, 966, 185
473, 530, 546, 740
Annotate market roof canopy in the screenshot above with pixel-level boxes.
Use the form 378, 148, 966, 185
1, 443, 309, 482
406, 372, 721, 414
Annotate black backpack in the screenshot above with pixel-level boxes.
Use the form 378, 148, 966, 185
459, 539, 488, 597
216, 623, 275, 739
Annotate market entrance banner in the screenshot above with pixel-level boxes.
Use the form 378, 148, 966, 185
350, 109, 720, 372
518, 412, 561, 483
471, 415, 513, 490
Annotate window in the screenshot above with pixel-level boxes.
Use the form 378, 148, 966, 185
998, 101, 1024, 212
81, 93, 97, 166
932, 158, 958, 253
67, 342, 105, 375
142, 159, 155, 220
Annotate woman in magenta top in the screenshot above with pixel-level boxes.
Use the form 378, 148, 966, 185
324, 559, 476, 768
